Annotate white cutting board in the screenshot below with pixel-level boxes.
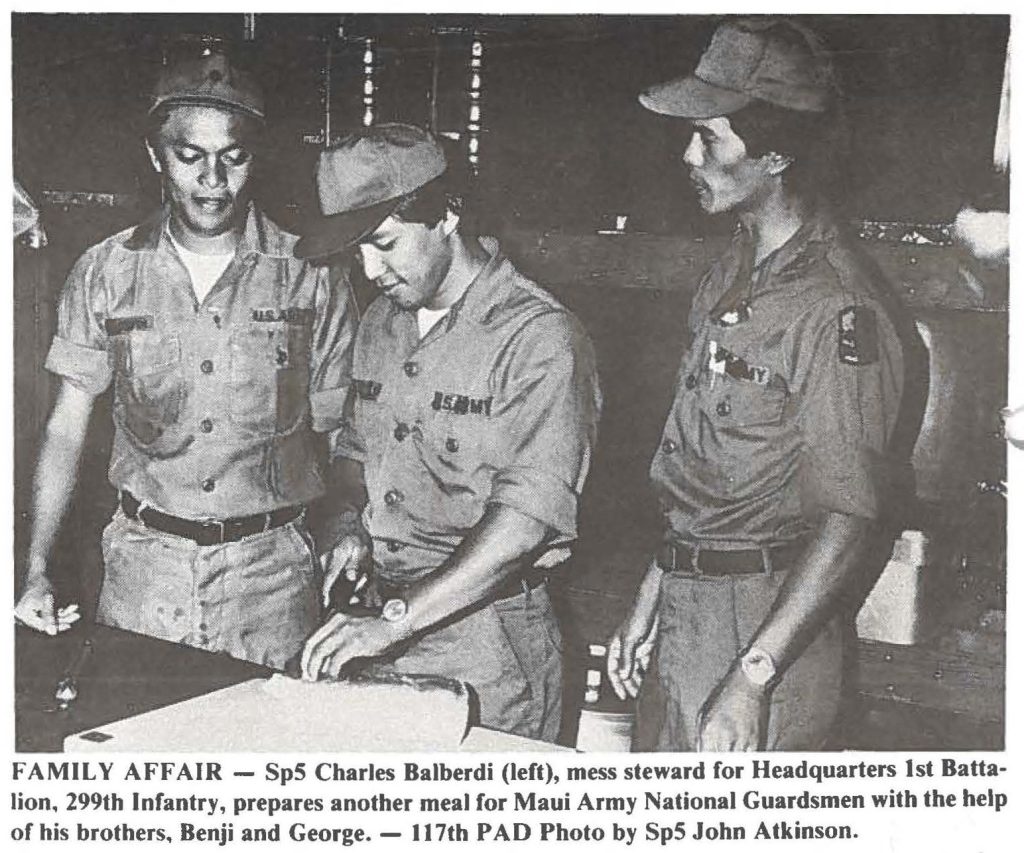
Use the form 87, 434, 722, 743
64, 676, 571, 753
65, 676, 469, 752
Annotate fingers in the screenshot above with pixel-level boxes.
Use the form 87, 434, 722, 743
14, 591, 59, 634
607, 631, 644, 700
606, 634, 628, 700
534, 546, 572, 570
321, 551, 341, 608
321, 539, 364, 607
54, 605, 81, 633
300, 613, 352, 681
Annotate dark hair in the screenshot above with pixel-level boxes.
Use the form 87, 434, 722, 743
392, 170, 470, 232
726, 100, 848, 205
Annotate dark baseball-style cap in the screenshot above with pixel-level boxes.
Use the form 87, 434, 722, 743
295, 123, 448, 260
640, 18, 836, 119
150, 52, 265, 120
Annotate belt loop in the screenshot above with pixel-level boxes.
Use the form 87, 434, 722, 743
521, 577, 531, 600
263, 512, 272, 533
761, 545, 774, 576
216, 519, 226, 545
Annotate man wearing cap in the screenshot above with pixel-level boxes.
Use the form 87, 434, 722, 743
607, 18, 912, 750
296, 123, 600, 741
14, 53, 357, 670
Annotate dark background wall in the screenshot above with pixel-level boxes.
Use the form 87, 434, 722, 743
13, 14, 1009, 234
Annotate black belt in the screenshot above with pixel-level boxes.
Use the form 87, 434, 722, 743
656, 539, 806, 577
120, 491, 304, 547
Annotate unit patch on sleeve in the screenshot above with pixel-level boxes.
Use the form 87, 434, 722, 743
837, 306, 879, 366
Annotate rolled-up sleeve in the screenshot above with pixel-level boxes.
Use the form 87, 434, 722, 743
308, 261, 358, 433
792, 294, 904, 520
44, 250, 112, 395
488, 312, 601, 540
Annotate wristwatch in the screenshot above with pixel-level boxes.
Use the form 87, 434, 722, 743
739, 646, 777, 688
381, 598, 409, 623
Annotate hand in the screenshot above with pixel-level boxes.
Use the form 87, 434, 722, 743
607, 613, 659, 700
300, 612, 396, 681
14, 576, 80, 635
696, 666, 770, 752
534, 546, 572, 570
320, 534, 371, 608
607, 561, 663, 700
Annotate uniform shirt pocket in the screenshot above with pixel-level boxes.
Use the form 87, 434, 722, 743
111, 332, 185, 448
718, 379, 788, 428
702, 378, 791, 494
229, 323, 312, 437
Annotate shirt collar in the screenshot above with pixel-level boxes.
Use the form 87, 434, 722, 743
732, 205, 835, 283
123, 203, 284, 257
446, 236, 517, 328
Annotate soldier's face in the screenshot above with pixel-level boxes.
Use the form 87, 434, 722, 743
147, 106, 257, 239
682, 117, 773, 215
358, 215, 453, 310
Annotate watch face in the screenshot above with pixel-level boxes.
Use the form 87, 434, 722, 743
381, 598, 408, 623
741, 648, 777, 686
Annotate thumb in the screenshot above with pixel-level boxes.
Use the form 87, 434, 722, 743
321, 551, 344, 608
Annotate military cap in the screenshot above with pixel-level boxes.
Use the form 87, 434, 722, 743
640, 17, 837, 118
150, 51, 265, 120
295, 123, 447, 260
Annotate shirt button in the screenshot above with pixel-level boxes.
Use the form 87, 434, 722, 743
403, 361, 420, 378
394, 423, 410, 442
212, 314, 222, 328
200, 418, 214, 433
662, 438, 678, 454
716, 400, 732, 417
445, 437, 459, 453
384, 489, 404, 507
202, 478, 216, 492
200, 359, 214, 374
199, 623, 208, 632
685, 374, 697, 390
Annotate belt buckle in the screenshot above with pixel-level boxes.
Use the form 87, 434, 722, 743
199, 519, 226, 546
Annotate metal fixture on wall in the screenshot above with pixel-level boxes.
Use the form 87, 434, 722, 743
467, 33, 484, 175
362, 37, 376, 127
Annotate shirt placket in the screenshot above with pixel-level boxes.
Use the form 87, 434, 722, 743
371, 318, 440, 561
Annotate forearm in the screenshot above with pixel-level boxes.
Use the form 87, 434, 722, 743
391, 503, 550, 641
306, 455, 368, 554
25, 408, 91, 582
747, 512, 873, 671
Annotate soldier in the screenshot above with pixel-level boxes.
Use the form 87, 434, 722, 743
608, 18, 911, 750
296, 124, 600, 741
14, 52, 357, 670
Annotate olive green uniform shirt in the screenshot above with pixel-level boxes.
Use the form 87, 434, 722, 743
335, 239, 601, 583
650, 211, 905, 548
45, 205, 357, 518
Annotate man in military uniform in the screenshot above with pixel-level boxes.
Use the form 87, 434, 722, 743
296, 124, 600, 741
608, 18, 909, 750
14, 53, 357, 670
